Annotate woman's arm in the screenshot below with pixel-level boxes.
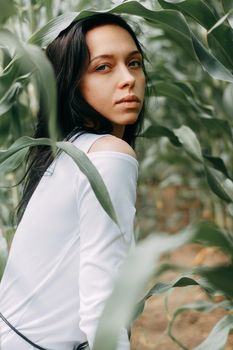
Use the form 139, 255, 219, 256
76, 139, 138, 349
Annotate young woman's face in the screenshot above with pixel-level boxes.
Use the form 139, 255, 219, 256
80, 24, 146, 138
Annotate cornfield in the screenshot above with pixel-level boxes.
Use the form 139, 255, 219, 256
0, 0, 233, 349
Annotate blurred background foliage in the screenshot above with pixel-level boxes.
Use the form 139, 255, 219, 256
1, 0, 233, 349
134, 0, 233, 238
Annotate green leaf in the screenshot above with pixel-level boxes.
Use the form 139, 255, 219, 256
173, 125, 203, 163
142, 122, 233, 204
92, 227, 195, 350
0, 29, 58, 143
29, 1, 233, 83
159, 0, 233, 69
222, 0, 233, 14
200, 116, 233, 144
228, 10, 233, 30
0, 74, 30, 116
197, 265, 233, 298
57, 141, 119, 228
0, 147, 28, 173
191, 33, 233, 83
223, 84, 233, 118
141, 123, 181, 147
22, 44, 58, 144
0, 64, 19, 99
28, 1, 233, 82
132, 275, 215, 321
29, 12, 79, 46
0, 136, 52, 165
205, 165, 233, 203
0, 137, 120, 229
203, 154, 231, 179
117, 0, 198, 63
0, 83, 22, 116
91, 222, 230, 349
207, 14, 233, 70
0, 113, 11, 144
147, 21, 195, 60
133, 251, 233, 321
158, 0, 218, 29
146, 276, 200, 296
112, 1, 191, 38
155, 81, 214, 114
175, 82, 214, 114
155, 81, 192, 106
192, 222, 233, 257
162, 0, 186, 2
193, 315, 233, 350
0, 0, 16, 26
29, 1, 193, 52
171, 299, 231, 319
169, 300, 232, 350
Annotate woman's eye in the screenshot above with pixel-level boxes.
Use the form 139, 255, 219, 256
129, 60, 142, 68
95, 64, 110, 71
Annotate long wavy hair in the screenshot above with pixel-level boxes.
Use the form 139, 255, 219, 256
16, 13, 150, 223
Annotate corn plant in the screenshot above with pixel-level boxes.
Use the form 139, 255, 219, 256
0, 0, 233, 349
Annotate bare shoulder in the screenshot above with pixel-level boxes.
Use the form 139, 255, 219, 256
88, 135, 137, 160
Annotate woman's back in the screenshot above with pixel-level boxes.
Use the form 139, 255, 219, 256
0, 132, 138, 350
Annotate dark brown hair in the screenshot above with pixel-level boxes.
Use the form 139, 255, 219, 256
16, 13, 150, 222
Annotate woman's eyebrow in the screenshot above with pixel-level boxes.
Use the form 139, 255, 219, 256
89, 50, 142, 64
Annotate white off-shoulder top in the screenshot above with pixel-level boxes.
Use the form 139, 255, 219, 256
0, 132, 138, 350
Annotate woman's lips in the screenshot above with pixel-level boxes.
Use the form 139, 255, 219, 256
115, 95, 140, 104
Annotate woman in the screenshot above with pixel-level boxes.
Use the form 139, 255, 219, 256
0, 12, 148, 350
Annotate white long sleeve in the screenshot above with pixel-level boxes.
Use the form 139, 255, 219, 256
0, 132, 138, 350
76, 151, 138, 349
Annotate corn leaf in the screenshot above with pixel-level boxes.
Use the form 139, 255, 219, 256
28, 1, 233, 82
197, 265, 233, 299
92, 227, 195, 350
159, 0, 233, 69
0, 137, 120, 229
222, 0, 233, 14
29, 12, 79, 46
158, 0, 218, 29
173, 125, 203, 163
205, 165, 233, 203
223, 84, 233, 118
141, 123, 181, 147
191, 222, 233, 256
0, 0, 16, 26
0, 29, 58, 143
207, 14, 233, 70
0, 74, 30, 117
193, 315, 233, 350
191, 33, 233, 83
57, 141, 119, 228
169, 300, 232, 350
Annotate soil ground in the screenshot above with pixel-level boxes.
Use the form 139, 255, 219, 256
131, 244, 233, 350
131, 184, 233, 349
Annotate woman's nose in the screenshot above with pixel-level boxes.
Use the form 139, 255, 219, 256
118, 66, 136, 89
